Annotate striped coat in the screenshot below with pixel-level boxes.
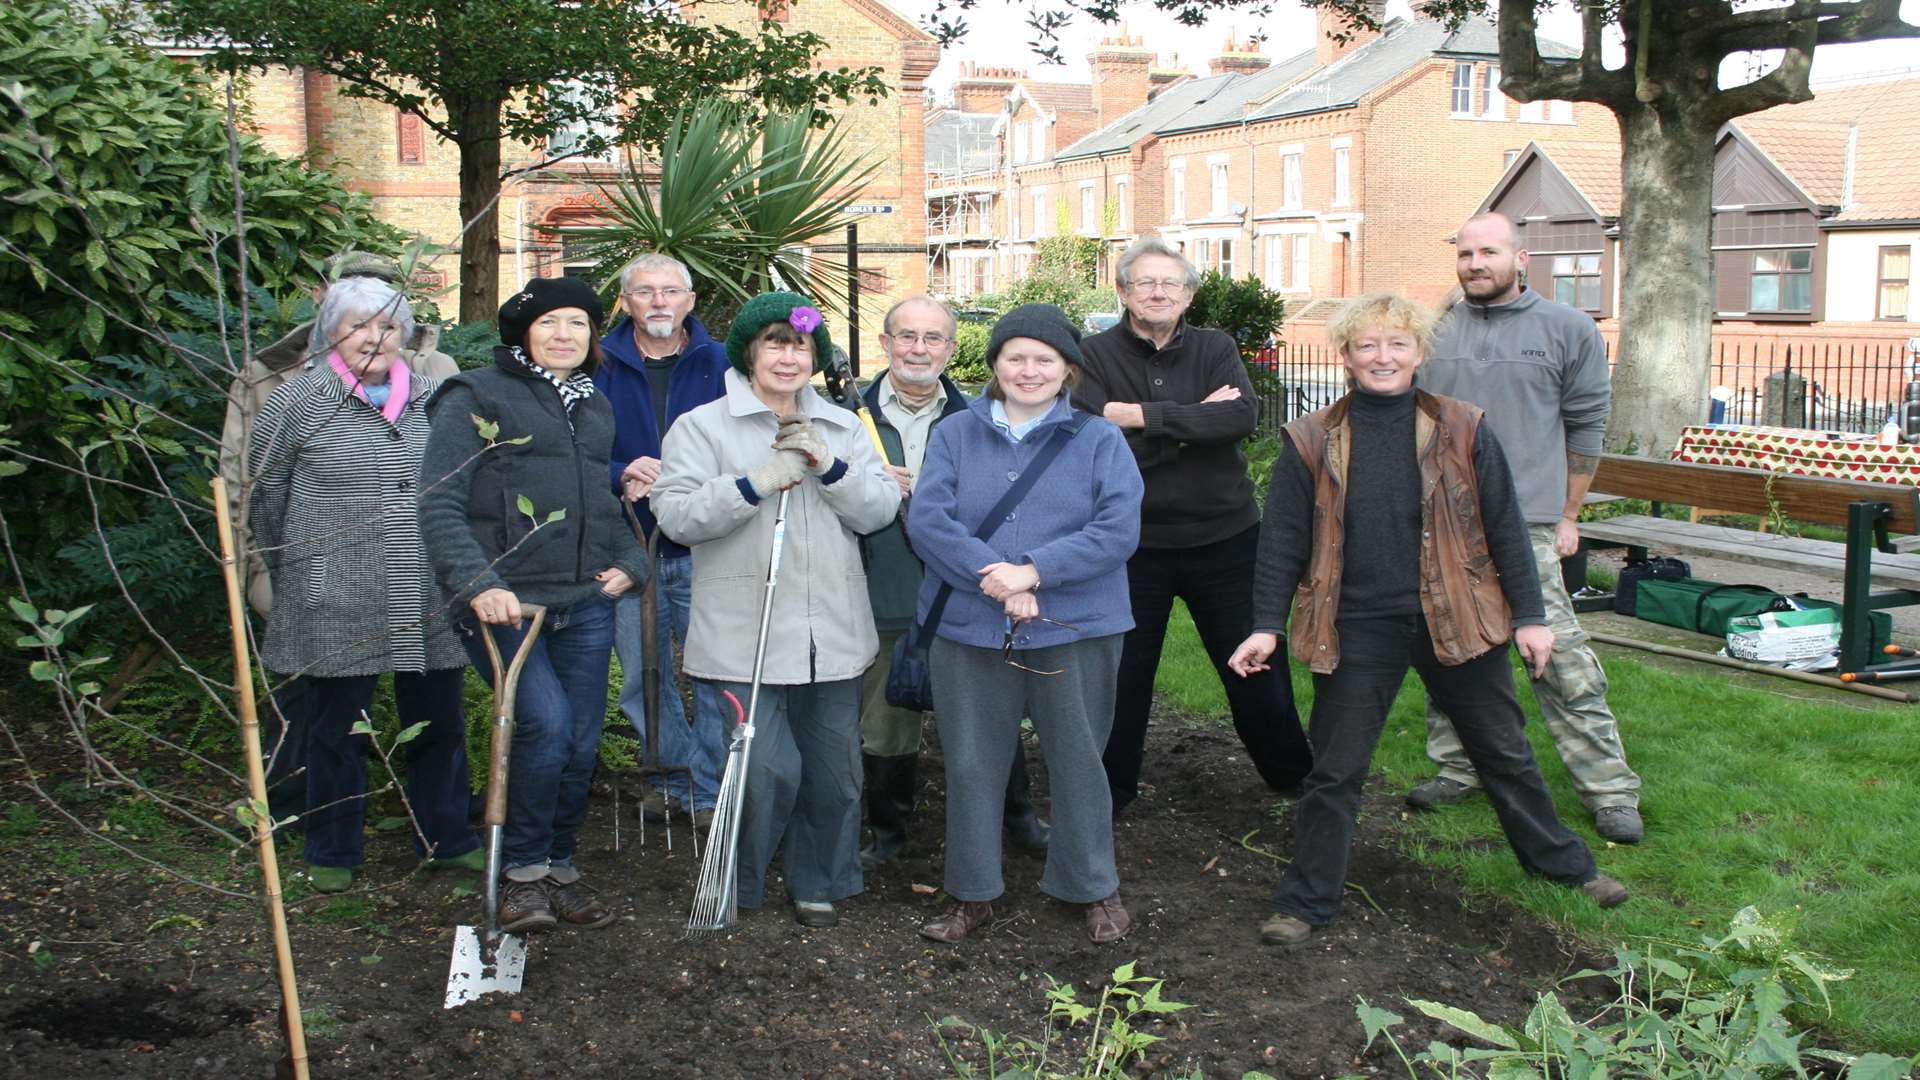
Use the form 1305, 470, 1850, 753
247, 365, 467, 677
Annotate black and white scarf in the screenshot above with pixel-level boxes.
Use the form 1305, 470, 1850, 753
509, 345, 597, 421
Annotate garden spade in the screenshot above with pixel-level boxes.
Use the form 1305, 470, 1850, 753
445, 604, 547, 1009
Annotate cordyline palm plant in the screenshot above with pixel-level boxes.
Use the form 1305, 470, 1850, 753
571, 98, 879, 318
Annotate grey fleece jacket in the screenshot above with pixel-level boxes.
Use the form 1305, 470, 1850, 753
1418, 289, 1611, 526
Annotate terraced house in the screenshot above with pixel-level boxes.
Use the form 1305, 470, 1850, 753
924, 5, 1615, 340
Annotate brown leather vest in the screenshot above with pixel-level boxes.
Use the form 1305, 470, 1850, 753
1281, 390, 1512, 673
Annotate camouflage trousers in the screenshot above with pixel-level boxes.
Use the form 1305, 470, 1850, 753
1425, 525, 1641, 811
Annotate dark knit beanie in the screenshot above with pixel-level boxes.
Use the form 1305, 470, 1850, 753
724, 291, 835, 375
985, 304, 1084, 368
498, 276, 605, 349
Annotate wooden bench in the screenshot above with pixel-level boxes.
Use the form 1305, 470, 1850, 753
1581, 453, 1920, 672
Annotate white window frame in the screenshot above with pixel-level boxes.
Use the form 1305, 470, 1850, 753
1170, 159, 1188, 222
1548, 99, 1573, 124
1260, 225, 1314, 293
1292, 233, 1311, 291
1012, 122, 1028, 164
1482, 65, 1506, 119
1451, 62, 1475, 116
1031, 187, 1049, 237
547, 80, 618, 162
1209, 161, 1230, 216
1113, 176, 1130, 233
1331, 139, 1351, 207
1518, 99, 1545, 123
1079, 182, 1097, 234
1279, 145, 1304, 211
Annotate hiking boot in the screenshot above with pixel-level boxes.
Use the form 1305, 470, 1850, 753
920, 900, 995, 944
1581, 874, 1630, 908
1406, 776, 1480, 811
861, 753, 917, 868
1594, 806, 1644, 844
793, 900, 839, 928
1084, 891, 1132, 944
428, 848, 486, 872
1260, 912, 1312, 946
498, 878, 558, 934
308, 865, 353, 894
545, 878, 615, 929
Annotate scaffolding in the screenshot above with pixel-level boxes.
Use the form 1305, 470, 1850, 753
925, 108, 1002, 300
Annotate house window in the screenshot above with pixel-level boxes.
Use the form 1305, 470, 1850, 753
1548, 99, 1573, 123
1481, 65, 1505, 119
1114, 178, 1129, 232
1519, 99, 1544, 123
1879, 246, 1911, 320
1031, 189, 1048, 237
1170, 162, 1187, 220
547, 81, 616, 162
1081, 185, 1097, 234
1191, 237, 1234, 274
1282, 152, 1302, 209
1503, 148, 1521, 169
1027, 121, 1043, 162
1264, 235, 1309, 290
1451, 63, 1475, 114
1749, 249, 1813, 312
1292, 234, 1310, 290
1210, 162, 1229, 215
1012, 123, 1028, 164
1551, 254, 1602, 311
1333, 146, 1350, 206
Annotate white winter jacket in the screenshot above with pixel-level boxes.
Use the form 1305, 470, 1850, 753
651, 369, 900, 684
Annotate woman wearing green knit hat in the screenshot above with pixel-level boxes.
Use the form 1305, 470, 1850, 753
652, 291, 901, 928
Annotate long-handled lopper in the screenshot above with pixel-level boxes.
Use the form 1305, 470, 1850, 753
445, 604, 546, 1009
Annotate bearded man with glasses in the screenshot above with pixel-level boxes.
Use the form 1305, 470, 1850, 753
595, 253, 732, 827
1073, 237, 1313, 818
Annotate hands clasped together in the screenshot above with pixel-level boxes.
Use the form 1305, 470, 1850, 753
747, 415, 834, 498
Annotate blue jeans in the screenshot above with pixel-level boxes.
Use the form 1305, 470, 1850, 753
285, 668, 477, 869
614, 554, 726, 810
459, 593, 616, 878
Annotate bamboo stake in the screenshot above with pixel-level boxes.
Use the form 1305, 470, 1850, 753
1587, 631, 1916, 704
209, 477, 309, 1080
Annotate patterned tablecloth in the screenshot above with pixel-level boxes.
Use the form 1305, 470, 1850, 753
1672, 424, 1920, 484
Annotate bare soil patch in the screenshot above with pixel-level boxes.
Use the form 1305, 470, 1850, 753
2, 707, 1607, 1079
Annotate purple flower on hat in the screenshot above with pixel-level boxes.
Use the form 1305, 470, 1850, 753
788, 306, 823, 334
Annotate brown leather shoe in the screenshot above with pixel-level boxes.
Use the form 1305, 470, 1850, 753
1084, 891, 1131, 944
1260, 912, 1312, 946
919, 900, 994, 943
545, 878, 615, 929
1580, 873, 1630, 909
497, 878, 557, 934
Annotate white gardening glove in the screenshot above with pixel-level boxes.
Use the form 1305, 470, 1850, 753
773, 415, 834, 475
748, 448, 809, 498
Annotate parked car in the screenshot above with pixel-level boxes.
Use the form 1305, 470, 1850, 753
1083, 312, 1121, 335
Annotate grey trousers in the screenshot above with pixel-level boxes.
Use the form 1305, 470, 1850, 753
1426, 525, 1642, 811
931, 633, 1122, 904
712, 677, 864, 908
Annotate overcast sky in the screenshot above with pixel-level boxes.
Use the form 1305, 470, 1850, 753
906, 0, 1920, 94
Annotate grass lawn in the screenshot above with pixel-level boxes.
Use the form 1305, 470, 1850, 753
1152, 600, 1920, 1056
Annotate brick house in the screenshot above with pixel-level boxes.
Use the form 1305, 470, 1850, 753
1477, 75, 1920, 353
922, 6, 1615, 340
204, 0, 939, 339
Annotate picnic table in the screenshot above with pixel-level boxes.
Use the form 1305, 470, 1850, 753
1673, 424, 1920, 485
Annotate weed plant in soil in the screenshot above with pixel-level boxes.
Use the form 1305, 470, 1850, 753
1150, 601, 1920, 1055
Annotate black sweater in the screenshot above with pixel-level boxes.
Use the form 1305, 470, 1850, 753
1072, 318, 1259, 549
1251, 389, 1545, 635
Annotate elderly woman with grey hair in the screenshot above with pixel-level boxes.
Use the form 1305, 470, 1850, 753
248, 275, 478, 894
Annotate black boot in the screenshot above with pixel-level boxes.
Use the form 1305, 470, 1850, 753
860, 753, 917, 867
1003, 748, 1050, 852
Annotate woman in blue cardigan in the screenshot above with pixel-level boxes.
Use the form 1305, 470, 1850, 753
906, 304, 1144, 945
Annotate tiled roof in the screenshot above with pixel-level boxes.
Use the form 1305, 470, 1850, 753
1019, 80, 1095, 117
1056, 74, 1246, 159
1535, 140, 1623, 217
1733, 79, 1920, 222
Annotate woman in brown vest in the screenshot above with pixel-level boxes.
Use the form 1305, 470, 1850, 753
1226, 292, 1627, 947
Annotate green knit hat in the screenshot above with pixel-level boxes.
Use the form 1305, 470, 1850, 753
724, 291, 835, 375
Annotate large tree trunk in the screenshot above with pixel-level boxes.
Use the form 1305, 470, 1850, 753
1606, 102, 1719, 457
455, 99, 505, 325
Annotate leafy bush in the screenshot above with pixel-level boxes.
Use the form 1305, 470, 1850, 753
974, 269, 1113, 329
1186, 270, 1286, 365
438, 320, 502, 370
1358, 907, 1916, 1080
947, 322, 991, 384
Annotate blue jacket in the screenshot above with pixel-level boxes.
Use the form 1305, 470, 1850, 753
860, 373, 970, 633
907, 394, 1143, 650
594, 313, 730, 557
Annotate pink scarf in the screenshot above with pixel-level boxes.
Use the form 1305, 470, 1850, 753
328, 350, 412, 425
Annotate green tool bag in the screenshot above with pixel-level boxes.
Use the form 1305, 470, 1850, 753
1633, 579, 1795, 636
1786, 593, 1893, 654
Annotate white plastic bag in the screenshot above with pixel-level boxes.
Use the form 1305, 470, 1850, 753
1723, 605, 1841, 671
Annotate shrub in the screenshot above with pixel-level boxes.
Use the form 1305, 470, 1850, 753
1186, 270, 1286, 365
947, 322, 991, 384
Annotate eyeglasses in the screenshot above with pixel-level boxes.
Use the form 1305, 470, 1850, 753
1126, 278, 1189, 295
1002, 616, 1082, 675
624, 287, 689, 301
886, 331, 951, 349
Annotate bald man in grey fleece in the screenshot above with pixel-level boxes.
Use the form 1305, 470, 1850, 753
1410, 212, 1644, 845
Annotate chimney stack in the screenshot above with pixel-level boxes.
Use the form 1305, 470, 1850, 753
953, 62, 1022, 114
1316, 0, 1387, 67
1209, 34, 1271, 78
1148, 55, 1193, 99
1087, 31, 1152, 129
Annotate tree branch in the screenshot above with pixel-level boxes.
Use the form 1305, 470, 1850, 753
1711, 10, 1821, 122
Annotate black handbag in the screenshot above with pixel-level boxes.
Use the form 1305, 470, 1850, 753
1613, 556, 1691, 616
885, 413, 1091, 711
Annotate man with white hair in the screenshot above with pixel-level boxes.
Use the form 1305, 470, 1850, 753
595, 253, 731, 826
